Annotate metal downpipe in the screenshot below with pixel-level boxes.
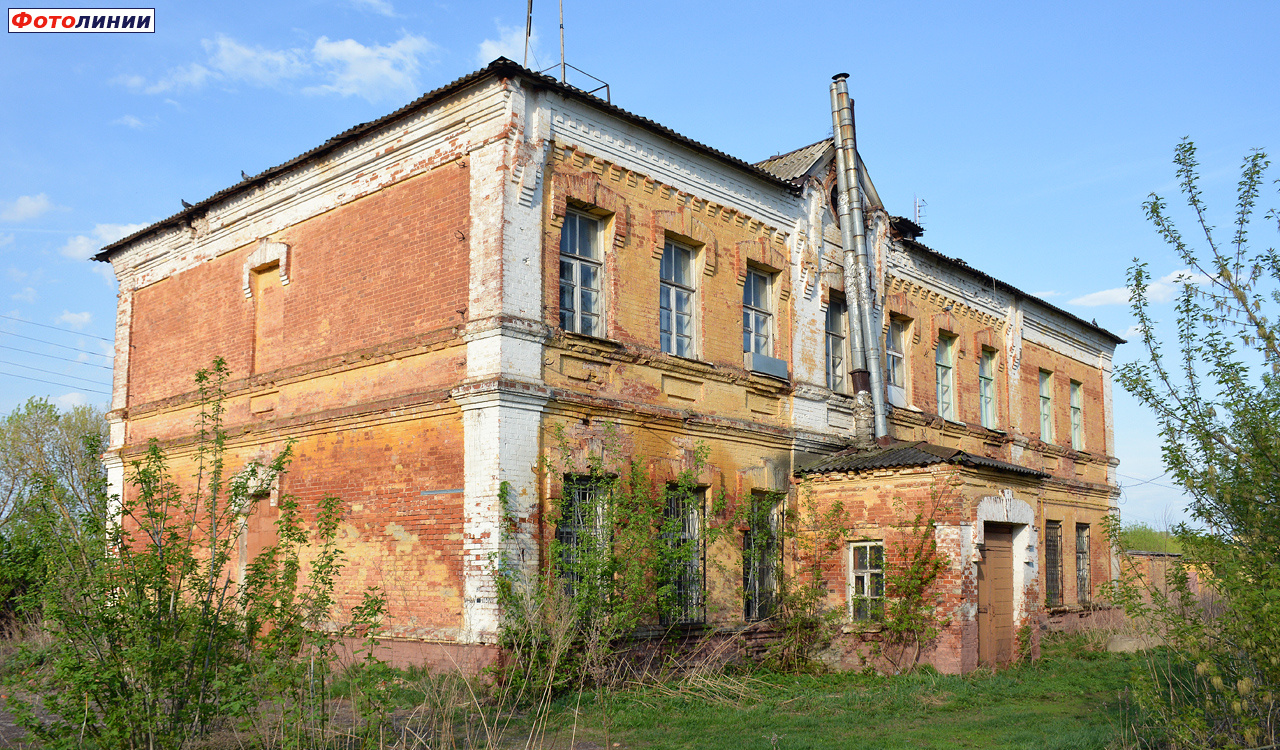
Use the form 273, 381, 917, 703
830, 73, 889, 440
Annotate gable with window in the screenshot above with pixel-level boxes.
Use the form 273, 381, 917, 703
848, 541, 884, 621
559, 211, 605, 337
660, 239, 696, 358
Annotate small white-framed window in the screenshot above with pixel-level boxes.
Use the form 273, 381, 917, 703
848, 541, 884, 621
825, 297, 847, 393
935, 333, 956, 421
886, 317, 909, 407
1076, 523, 1091, 603
1039, 370, 1055, 442
743, 268, 772, 356
1070, 380, 1084, 450
979, 348, 997, 429
660, 240, 696, 358
559, 211, 604, 337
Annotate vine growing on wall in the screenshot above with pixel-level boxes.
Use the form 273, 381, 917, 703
877, 480, 954, 674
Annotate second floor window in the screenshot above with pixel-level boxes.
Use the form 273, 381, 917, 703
559, 212, 603, 337
1039, 370, 1054, 442
660, 240, 696, 358
1070, 380, 1084, 450
979, 349, 996, 428
935, 334, 956, 421
825, 298, 847, 392
886, 318, 908, 406
743, 269, 772, 355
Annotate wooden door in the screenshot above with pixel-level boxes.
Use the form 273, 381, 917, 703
977, 523, 1014, 665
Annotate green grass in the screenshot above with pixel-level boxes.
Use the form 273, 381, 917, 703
536, 633, 1140, 750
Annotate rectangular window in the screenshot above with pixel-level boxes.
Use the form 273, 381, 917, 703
825, 297, 847, 392
559, 212, 604, 337
1070, 380, 1084, 450
886, 318, 908, 406
554, 474, 610, 600
848, 541, 884, 621
1045, 520, 1063, 606
979, 349, 996, 428
1076, 524, 1091, 603
660, 483, 704, 624
743, 491, 779, 622
1039, 370, 1054, 442
743, 269, 772, 356
935, 334, 956, 421
660, 240, 696, 358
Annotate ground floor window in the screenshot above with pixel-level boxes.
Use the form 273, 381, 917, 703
659, 483, 704, 624
743, 491, 779, 621
1076, 523, 1091, 603
554, 474, 610, 601
848, 541, 884, 621
1045, 520, 1063, 606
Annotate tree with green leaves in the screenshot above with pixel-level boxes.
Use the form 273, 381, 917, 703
1114, 139, 1279, 747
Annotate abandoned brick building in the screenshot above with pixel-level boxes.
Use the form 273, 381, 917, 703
94, 59, 1123, 673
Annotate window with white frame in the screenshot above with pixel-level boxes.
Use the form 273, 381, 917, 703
559, 211, 604, 337
979, 348, 997, 428
848, 541, 884, 621
1070, 380, 1084, 450
886, 317, 908, 406
743, 491, 779, 622
660, 483, 704, 624
825, 297, 847, 393
1039, 370, 1055, 442
660, 240, 696, 358
935, 333, 956, 421
742, 268, 772, 355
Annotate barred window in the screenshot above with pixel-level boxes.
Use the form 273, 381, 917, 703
743, 491, 779, 622
1045, 520, 1063, 606
1076, 524, 1091, 603
659, 483, 704, 624
554, 474, 611, 600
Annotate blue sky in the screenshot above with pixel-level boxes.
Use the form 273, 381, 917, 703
2, 0, 1277, 527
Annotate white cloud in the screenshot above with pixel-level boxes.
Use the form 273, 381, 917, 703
1031, 290, 1062, 299
6, 267, 27, 281
11, 287, 36, 303
477, 24, 540, 67
55, 392, 89, 409
58, 311, 92, 329
113, 114, 146, 129
308, 34, 433, 102
350, 0, 396, 16
60, 222, 149, 261
0, 233, 13, 247
0, 193, 54, 222
117, 33, 431, 103
1068, 269, 1211, 307
1124, 324, 1143, 339
203, 34, 308, 87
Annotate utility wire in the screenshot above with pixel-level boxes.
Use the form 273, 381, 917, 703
0, 343, 113, 370
0, 370, 110, 395
0, 359, 111, 387
0, 314, 114, 343
0, 330, 112, 359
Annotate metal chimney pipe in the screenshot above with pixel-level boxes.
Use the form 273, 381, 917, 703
830, 73, 889, 440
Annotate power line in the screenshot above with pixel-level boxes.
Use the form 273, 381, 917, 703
0, 330, 112, 359
0, 314, 114, 343
0, 359, 112, 387
0, 343, 113, 370
0, 369, 110, 395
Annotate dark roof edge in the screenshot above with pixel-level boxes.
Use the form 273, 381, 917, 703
899, 238, 1127, 346
94, 58, 800, 263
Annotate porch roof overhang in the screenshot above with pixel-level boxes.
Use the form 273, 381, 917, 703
796, 440, 1049, 479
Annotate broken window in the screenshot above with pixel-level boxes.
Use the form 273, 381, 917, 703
554, 474, 611, 602
1039, 370, 1055, 443
1070, 380, 1084, 450
935, 333, 956, 421
743, 491, 779, 622
659, 482, 704, 625
848, 541, 884, 621
743, 268, 772, 356
559, 211, 604, 337
886, 317, 909, 407
825, 296, 847, 393
1076, 524, 1091, 604
660, 240, 696, 358
979, 348, 997, 429
1045, 520, 1063, 606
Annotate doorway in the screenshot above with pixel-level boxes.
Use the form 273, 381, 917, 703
977, 522, 1014, 665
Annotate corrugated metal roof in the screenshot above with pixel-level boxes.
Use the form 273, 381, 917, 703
797, 440, 1048, 478
756, 139, 831, 182
94, 58, 801, 262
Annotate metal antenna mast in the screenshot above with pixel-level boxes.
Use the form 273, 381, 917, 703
559, 0, 565, 82
523, 0, 533, 67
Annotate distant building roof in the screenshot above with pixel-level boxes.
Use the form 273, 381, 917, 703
754, 137, 883, 209
797, 440, 1049, 478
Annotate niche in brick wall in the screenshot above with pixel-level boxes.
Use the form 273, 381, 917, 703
251, 261, 284, 375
